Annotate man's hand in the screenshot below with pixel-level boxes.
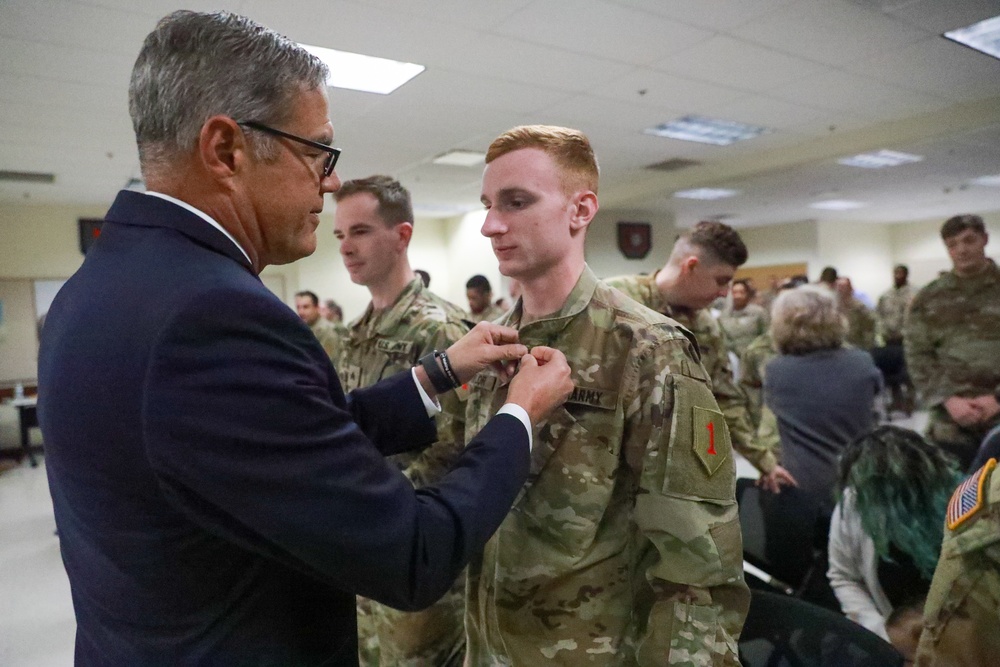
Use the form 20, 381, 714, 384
944, 396, 985, 427
446, 322, 527, 384
756, 465, 798, 494
968, 394, 1000, 424
506, 347, 573, 425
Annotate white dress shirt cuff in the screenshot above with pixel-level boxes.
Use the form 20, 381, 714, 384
497, 403, 533, 451
411, 368, 442, 416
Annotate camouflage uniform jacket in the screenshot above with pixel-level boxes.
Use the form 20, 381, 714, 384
607, 272, 778, 474
876, 284, 914, 343
337, 277, 470, 667
905, 260, 1000, 409
739, 333, 777, 432
916, 458, 1000, 666
467, 302, 506, 323
840, 297, 876, 350
464, 266, 749, 666
308, 316, 343, 360
718, 303, 769, 356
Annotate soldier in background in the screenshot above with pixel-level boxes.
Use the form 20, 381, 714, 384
835, 276, 877, 350
719, 278, 769, 361
294, 289, 342, 359
333, 175, 470, 667
465, 274, 505, 322
608, 221, 797, 494
874, 265, 915, 414
465, 125, 749, 665
905, 214, 1000, 469
916, 457, 1000, 665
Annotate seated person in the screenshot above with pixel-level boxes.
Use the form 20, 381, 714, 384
827, 426, 961, 640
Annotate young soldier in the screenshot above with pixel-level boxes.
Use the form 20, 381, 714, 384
333, 175, 470, 667
607, 221, 797, 494
906, 214, 1000, 469
464, 125, 749, 665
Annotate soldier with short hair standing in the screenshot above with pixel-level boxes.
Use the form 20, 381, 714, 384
905, 214, 1000, 469
607, 221, 796, 494
333, 175, 471, 667
465, 125, 749, 666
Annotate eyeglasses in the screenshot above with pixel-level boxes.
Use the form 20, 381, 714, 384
237, 120, 341, 178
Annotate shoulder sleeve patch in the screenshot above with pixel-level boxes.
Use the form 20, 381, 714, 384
691, 405, 731, 477
665, 374, 736, 502
947, 458, 997, 531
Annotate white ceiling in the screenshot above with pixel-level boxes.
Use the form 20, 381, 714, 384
1, 0, 999, 228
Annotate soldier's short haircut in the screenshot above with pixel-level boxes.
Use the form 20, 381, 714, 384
334, 175, 413, 226
940, 214, 986, 240
486, 125, 599, 195
819, 266, 838, 283
295, 290, 319, 306
770, 285, 845, 355
674, 220, 748, 268
894, 264, 909, 277
466, 274, 492, 294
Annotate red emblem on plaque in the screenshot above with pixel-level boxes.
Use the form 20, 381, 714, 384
617, 221, 651, 260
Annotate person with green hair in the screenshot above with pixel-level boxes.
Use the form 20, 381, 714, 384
827, 425, 962, 642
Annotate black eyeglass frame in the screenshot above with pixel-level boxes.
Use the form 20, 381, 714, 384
237, 120, 340, 178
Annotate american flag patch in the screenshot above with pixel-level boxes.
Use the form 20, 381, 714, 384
947, 458, 997, 531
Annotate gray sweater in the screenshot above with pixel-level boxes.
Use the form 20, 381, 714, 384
765, 348, 883, 509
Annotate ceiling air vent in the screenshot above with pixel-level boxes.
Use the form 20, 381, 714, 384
0, 170, 55, 184
645, 158, 700, 172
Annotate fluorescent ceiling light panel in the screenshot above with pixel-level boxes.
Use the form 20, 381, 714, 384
970, 174, 1000, 187
809, 199, 866, 211
673, 188, 740, 200
837, 150, 924, 169
432, 150, 486, 167
300, 44, 424, 94
644, 115, 772, 146
944, 15, 1000, 61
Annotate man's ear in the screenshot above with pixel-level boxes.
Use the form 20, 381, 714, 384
569, 190, 599, 233
396, 221, 414, 249
680, 255, 700, 275
198, 116, 245, 186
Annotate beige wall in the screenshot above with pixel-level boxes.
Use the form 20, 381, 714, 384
3, 199, 999, 382
584, 208, 677, 279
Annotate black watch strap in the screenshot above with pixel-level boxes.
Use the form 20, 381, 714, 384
419, 351, 454, 393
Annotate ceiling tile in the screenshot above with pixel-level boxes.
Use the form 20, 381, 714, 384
652, 34, 831, 93
493, 0, 713, 66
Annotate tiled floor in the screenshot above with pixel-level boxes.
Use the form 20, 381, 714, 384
0, 406, 930, 666
0, 460, 75, 666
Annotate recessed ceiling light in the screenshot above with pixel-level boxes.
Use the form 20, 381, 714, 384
432, 150, 486, 167
300, 44, 424, 94
944, 15, 1000, 61
644, 115, 772, 146
673, 188, 740, 200
969, 174, 1000, 187
837, 150, 924, 169
808, 199, 866, 211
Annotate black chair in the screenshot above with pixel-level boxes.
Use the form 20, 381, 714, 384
739, 589, 904, 667
736, 478, 838, 611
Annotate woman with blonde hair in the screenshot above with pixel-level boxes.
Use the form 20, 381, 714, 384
764, 285, 883, 511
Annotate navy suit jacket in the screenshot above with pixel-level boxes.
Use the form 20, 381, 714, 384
38, 191, 529, 666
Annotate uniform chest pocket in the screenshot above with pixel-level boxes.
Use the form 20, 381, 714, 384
504, 401, 626, 562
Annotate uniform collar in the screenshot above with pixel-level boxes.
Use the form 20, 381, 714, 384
351, 277, 425, 338
506, 265, 598, 340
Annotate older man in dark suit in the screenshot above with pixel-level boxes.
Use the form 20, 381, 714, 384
37, 11, 571, 666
